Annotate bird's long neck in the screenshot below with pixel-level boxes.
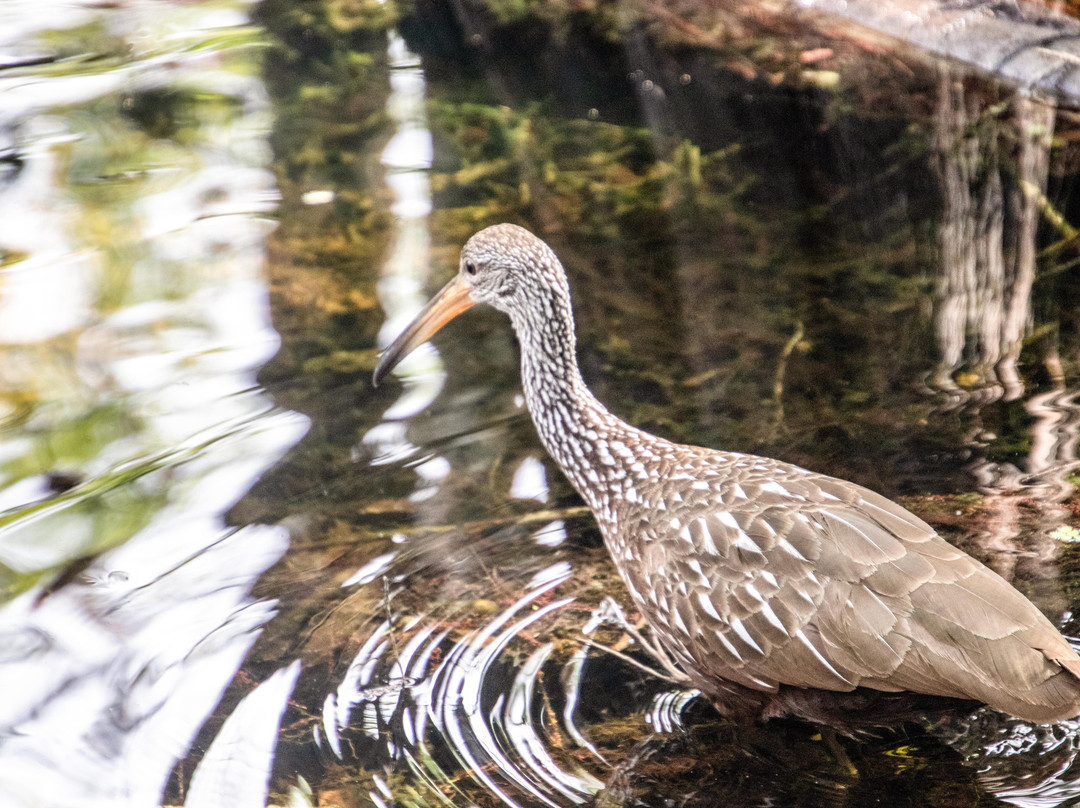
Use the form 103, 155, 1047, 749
507, 286, 659, 523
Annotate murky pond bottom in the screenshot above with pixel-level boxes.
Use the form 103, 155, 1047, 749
6, 0, 1080, 806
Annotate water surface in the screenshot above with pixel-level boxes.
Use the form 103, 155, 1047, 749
5, 1, 1080, 806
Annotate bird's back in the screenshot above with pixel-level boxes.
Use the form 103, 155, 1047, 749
601, 444, 1080, 723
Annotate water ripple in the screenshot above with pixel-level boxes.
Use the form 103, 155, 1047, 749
315, 563, 629, 807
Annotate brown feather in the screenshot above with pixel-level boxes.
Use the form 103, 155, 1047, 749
408, 224, 1080, 725
608, 456, 1080, 723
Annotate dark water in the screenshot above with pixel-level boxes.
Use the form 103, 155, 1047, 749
6, 1, 1080, 806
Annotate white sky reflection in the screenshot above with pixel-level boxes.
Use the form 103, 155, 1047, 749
0, 3, 308, 807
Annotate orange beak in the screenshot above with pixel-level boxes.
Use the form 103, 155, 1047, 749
372, 275, 476, 386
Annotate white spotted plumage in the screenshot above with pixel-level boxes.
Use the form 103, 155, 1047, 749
379, 223, 1080, 724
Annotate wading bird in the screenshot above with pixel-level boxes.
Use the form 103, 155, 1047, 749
374, 223, 1080, 724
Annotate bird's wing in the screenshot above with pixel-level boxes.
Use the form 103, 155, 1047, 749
649, 465, 1080, 717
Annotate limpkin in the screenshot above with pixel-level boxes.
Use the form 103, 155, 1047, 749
373, 223, 1080, 724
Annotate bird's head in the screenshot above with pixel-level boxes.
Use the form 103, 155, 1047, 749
373, 224, 569, 386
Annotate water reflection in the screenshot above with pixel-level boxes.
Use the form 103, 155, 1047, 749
320, 563, 610, 807
0, 2, 305, 805
510, 455, 549, 503
372, 32, 442, 417
931, 75, 1052, 403
920, 70, 1080, 623
10, 0, 1080, 806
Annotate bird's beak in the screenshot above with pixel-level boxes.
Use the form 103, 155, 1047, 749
373, 275, 476, 386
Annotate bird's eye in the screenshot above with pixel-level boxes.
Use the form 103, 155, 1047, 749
465, 262, 477, 275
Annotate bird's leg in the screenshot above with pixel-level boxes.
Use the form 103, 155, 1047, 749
584, 597, 693, 686
818, 726, 859, 778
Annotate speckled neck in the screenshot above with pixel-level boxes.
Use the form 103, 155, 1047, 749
505, 278, 662, 524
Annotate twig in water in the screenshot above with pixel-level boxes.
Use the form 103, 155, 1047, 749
769, 320, 805, 441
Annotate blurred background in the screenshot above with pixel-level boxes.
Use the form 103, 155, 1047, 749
6, 0, 1080, 805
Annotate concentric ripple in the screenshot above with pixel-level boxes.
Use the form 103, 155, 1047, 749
301, 551, 1080, 808
315, 562, 650, 807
